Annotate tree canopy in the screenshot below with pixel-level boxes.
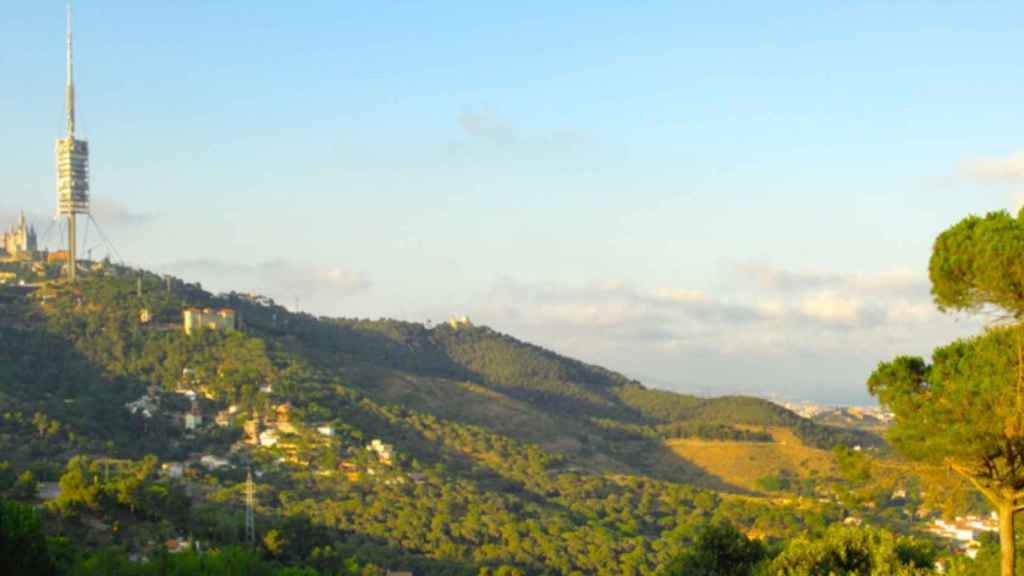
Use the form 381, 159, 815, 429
661, 521, 765, 576
930, 209, 1024, 318
767, 525, 935, 576
0, 498, 55, 576
872, 209, 1024, 576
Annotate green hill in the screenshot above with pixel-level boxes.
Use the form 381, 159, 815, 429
0, 268, 882, 574
252, 302, 878, 451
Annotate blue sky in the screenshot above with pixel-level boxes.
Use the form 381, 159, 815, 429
4, 1, 1023, 403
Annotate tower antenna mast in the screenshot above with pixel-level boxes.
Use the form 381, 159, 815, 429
66, 4, 75, 137
55, 2, 90, 282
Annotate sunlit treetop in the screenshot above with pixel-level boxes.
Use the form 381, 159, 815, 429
930, 209, 1024, 319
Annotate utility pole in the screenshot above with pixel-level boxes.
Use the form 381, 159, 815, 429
244, 467, 255, 546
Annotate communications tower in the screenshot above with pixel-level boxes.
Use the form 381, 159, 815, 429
55, 5, 90, 281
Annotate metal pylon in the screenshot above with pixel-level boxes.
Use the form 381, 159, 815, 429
244, 467, 255, 546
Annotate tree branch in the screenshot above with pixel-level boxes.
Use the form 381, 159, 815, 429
1018, 332, 1023, 411
948, 460, 1003, 505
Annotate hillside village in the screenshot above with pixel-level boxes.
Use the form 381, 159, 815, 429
121, 362, 400, 487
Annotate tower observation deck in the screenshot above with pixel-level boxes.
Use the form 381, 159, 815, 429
56, 5, 89, 281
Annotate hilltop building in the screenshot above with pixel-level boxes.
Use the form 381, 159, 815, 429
448, 316, 472, 329
199, 454, 230, 470
183, 308, 237, 335
215, 405, 238, 428
273, 403, 297, 434
258, 429, 279, 447
125, 394, 159, 419
2, 212, 37, 258
339, 461, 360, 481
244, 414, 262, 445
367, 439, 395, 465
161, 462, 185, 479
184, 399, 203, 430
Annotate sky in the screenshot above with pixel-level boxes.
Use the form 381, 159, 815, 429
4, 2, 1024, 404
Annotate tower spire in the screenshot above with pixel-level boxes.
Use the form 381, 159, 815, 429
56, 2, 89, 282
66, 3, 75, 137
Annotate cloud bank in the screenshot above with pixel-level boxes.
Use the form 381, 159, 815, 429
161, 258, 370, 312
962, 150, 1024, 210
466, 263, 978, 404
90, 198, 157, 227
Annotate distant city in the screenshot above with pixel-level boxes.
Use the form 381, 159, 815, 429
775, 400, 893, 424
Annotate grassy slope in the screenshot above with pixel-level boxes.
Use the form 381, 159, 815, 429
666, 427, 837, 494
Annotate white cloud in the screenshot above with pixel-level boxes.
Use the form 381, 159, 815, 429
798, 291, 864, 326
451, 109, 592, 160
161, 258, 370, 311
732, 262, 925, 297
464, 261, 982, 403
964, 151, 1024, 180
654, 287, 710, 303
961, 150, 1024, 210
756, 299, 787, 318
846, 269, 921, 293
90, 197, 157, 227
458, 110, 518, 146
322, 267, 369, 291
885, 299, 935, 324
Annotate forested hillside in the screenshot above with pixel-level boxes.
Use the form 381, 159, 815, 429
265, 305, 880, 461
0, 267, 971, 575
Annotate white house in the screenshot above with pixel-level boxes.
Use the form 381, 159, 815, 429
199, 455, 230, 470
125, 395, 158, 418
185, 413, 203, 430
367, 439, 394, 464
161, 462, 185, 479
259, 429, 279, 447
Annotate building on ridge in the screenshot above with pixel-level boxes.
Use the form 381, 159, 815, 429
184, 398, 203, 430
2, 211, 38, 258
367, 439, 394, 465
447, 315, 472, 329
183, 307, 237, 335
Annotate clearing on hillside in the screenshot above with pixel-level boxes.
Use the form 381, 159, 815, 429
665, 427, 836, 494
